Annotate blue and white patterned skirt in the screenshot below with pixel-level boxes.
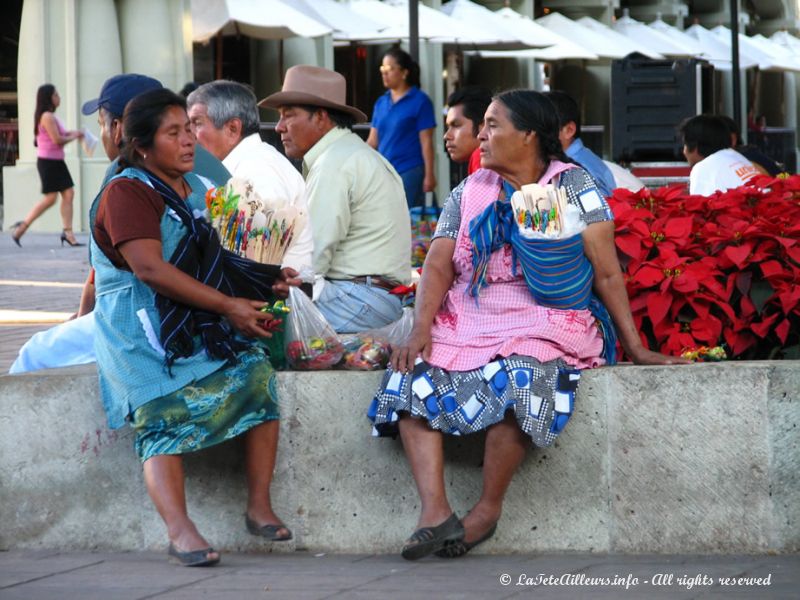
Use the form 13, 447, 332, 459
368, 355, 580, 447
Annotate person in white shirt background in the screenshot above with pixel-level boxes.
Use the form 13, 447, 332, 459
187, 81, 313, 277
680, 114, 759, 196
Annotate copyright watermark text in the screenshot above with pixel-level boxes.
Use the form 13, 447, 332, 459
498, 572, 772, 590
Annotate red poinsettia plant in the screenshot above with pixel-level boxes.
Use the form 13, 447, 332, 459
608, 174, 800, 360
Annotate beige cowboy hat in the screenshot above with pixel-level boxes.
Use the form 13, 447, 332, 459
258, 65, 367, 123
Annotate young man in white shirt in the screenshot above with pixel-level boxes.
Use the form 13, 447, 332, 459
680, 115, 759, 196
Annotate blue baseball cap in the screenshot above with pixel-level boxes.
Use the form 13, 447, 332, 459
81, 74, 163, 117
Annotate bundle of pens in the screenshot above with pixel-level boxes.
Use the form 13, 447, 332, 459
510, 183, 583, 240
507, 183, 593, 309
206, 177, 306, 265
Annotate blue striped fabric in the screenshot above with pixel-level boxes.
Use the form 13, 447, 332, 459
467, 193, 593, 309
467, 184, 617, 364
142, 170, 281, 368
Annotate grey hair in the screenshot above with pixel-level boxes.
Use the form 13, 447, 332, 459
186, 80, 261, 137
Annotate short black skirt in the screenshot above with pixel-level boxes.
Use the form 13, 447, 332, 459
37, 158, 74, 193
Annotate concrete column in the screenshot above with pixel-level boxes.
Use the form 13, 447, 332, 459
76, 0, 123, 231
117, 0, 192, 92
284, 34, 334, 73
77, 0, 122, 132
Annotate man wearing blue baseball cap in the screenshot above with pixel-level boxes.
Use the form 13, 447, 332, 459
82, 73, 230, 188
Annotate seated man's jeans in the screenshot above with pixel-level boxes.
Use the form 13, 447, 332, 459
316, 279, 403, 334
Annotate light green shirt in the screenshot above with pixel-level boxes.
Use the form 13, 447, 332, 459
303, 127, 411, 284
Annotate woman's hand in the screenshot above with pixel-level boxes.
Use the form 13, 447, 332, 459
419, 128, 436, 193
627, 345, 691, 365
423, 172, 437, 193
223, 297, 274, 338
272, 267, 302, 299
391, 327, 432, 374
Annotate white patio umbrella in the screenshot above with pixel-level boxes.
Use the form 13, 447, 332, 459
535, 12, 635, 60
770, 31, 800, 55
685, 24, 759, 71
494, 6, 582, 50
611, 12, 692, 58
349, 0, 505, 45
441, 0, 562, 48
577, 16, 664, 59
285, 0, 390, 43
749, 33, 800, 67
467, 42, 598, 62
192, 0, 331, 43
648, 18, 707, 58
711, 25, 800, 72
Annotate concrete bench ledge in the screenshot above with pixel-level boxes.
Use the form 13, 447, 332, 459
1, 363, 798, 554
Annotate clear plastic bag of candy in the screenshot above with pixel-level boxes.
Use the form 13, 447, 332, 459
340, 308, 414, 370
284, 276, 344, 370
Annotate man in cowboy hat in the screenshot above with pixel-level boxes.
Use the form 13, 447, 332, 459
261, 65, 411, 333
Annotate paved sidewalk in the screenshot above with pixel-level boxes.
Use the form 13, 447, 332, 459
0, 232, 90, 372
0, 550, 797, 600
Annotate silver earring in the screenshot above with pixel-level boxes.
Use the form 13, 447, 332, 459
143, 154, 147, 160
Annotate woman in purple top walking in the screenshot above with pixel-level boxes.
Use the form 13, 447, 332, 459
367, 48, 437, 209
12, 84, 84, 247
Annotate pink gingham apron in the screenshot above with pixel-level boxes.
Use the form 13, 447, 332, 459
427, 165, 605, 372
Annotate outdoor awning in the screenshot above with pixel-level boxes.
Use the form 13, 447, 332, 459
192, 0, 331, 43
286, 0, 390, 43
577, 16, 664, 60
685, 24, 759, 71
535, 12, 638, 60
442, 0, 562, 48
711, 25, 800, 72
749, 33, 800, 71
349, 0, 506, 45
770, 31, 800, 55
611, 12, 693, 58
466, 43, 598, 62
648, 18, 707, 58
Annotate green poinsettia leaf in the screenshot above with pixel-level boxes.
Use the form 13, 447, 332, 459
778, 344, 800, 360
749, 280, 774, 315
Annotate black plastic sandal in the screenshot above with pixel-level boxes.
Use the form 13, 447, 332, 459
435, 522, 497, 558
245, 515, 293, 541
167, 543, 220, 567
401, 513, 464, 561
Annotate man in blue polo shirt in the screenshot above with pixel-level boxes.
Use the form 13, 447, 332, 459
367, 48, 437, 209
544, 90, 615, 198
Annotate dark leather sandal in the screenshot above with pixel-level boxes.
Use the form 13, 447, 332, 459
167, 542, 220, 567
435, 522, 497, 558
401, 513, 464, 561
245, 515, 293, 541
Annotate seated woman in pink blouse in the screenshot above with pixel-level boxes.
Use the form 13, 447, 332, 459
368, 90, 686, 561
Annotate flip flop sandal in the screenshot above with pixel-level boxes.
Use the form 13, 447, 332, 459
401, 513, 465, 561
167, 543, 220, 567
245, 515, 293, 541
435, 522, 497, 558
